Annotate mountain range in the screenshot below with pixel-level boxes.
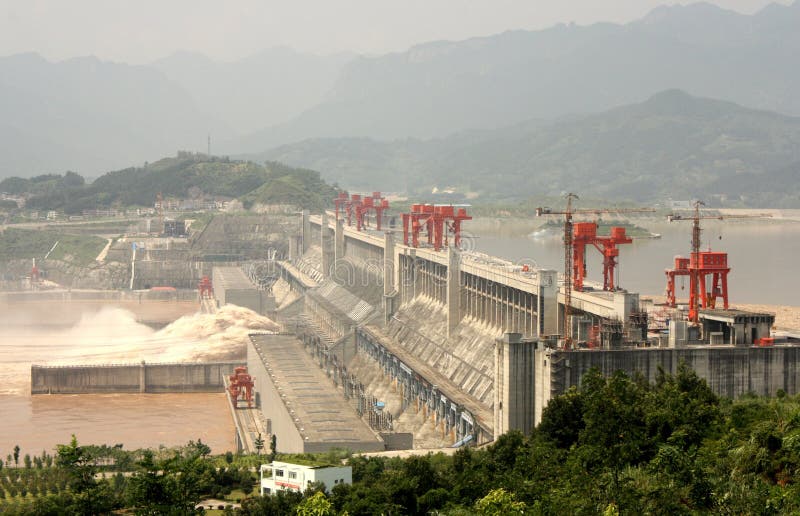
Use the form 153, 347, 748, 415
251, 90, 800, 207
0, 49, 350, 178
229, 1, 800, 152
1, 0, 800, 208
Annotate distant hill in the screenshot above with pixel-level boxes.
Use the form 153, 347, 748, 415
229, 1, 800, 152
152, 48, 353, 135
1, 155, 337, 213
250, 90, 800, 207
0, 53, 220, 178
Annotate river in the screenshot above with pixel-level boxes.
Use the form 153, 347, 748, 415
467, 219, 800, 306
0, 304, 278, 456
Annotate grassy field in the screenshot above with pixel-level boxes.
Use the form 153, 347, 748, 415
0, 228, 107, 266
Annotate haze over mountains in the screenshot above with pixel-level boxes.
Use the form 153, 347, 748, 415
232, 0, 800, 151
1, 1, 799, 207
152, 47, 352, 135
254, 90, 800, 206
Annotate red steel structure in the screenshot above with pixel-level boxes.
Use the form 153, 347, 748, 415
664, 253, 730, 323
537, 194, 654, 347
334, 191, 349, 221
228, 366, 254, 409
402, 204, 472, 251
198, 275, 214, 299
30, 258, 40, 284
337, 192, 389, 231
664, 201, 769, 324
572, 222, 633, 291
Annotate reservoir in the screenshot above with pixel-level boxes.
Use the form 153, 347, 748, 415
470, 220, 800, 306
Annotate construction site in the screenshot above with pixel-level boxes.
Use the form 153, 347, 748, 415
23, 192, 800, 453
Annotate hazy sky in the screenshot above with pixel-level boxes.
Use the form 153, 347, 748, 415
0, 0, 792, 63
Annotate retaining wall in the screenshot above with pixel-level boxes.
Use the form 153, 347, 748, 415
31, 361, 240, 394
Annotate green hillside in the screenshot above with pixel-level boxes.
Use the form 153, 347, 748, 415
255, 90, 800, 207
2, 155, 337, 213
0, 228, 106, 266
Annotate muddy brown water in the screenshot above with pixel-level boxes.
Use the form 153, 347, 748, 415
0, 301, 277, 455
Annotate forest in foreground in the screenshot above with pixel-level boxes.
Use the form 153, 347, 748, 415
2, 364, 799, 515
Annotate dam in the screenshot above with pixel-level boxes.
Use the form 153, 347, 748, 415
22, 204, 800, 453
254, 207, 797, 445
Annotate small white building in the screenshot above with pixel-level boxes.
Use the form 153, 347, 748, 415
259, 460, 352, 495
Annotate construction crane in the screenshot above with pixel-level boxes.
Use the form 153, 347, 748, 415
666, 201, 771, 324
536, 194, 655, 347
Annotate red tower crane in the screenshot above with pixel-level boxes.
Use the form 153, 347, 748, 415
536, 194, 654, 346
401, 204, 472, 251
665, 201, 771, 324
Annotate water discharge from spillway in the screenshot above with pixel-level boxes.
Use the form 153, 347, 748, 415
0, 304, 279, 395
0, 303, 279, 453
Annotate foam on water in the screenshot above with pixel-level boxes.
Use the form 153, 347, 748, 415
0, 304, 279, 395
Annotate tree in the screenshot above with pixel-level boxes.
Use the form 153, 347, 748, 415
539, 388, 585, 448
270, 434, 277, 462
188, 439, 211, 459
56, 435, 116, 514
13, 445, 20, 466
296, 491, 335, 516
474, 488, 527, 515
255, 433, 265, 456
577, 369, 650, 496
125, 445, 210, 514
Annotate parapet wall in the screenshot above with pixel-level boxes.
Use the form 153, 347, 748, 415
31, 361, 239, 394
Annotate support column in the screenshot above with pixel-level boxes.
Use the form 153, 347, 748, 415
383, 231, 398, 321
447, 246, 462, 337
335, 217, 345, 263
538, 269, 558, 336
320, 212, 333, 279
139, 360, 146, 393
494, 333, 535, 437
301, 210, 311, 253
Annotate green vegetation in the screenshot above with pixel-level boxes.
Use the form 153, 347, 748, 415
3, 155, 338, 214
240, 161, 337, 212
259, 90, 800, 207
0, 228, 106, 266
4, 365, 800, 514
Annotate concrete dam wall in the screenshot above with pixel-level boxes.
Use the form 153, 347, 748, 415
31, 361, 239, 394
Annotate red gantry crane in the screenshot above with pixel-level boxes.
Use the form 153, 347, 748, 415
337, 192, 390, 231
401, 204, 472, 251
228, 366, 254, 409
536, 194, 655, 347
198, 275, 214, 299
664, 201, 771, 324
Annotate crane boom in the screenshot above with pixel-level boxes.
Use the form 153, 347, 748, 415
667, 201, 772, 324
536, 195, 654, 347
